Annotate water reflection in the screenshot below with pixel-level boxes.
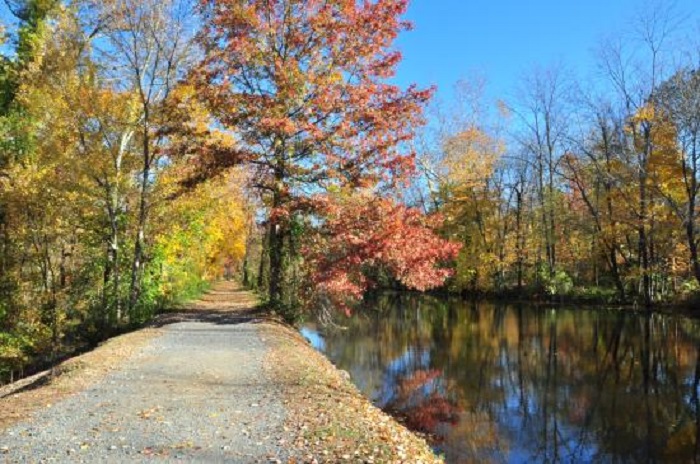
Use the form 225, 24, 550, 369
301, 293, 700, 463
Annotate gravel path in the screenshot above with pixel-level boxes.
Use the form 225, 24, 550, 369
1, 284, 293, 463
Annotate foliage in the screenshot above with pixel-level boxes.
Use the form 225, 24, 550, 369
412, 29, 700, 305
4, 0, 700, 385
152, 169, 250, 306
537, 267, 574, 297
192, 0, 440, 316
302, 193, 460, 315
0, 1, 251, 383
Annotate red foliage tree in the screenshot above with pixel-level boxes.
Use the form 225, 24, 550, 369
193, 0, 434, 308
304, 194, 461, 314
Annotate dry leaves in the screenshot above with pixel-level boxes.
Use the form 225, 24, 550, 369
0, 328, 163, 431
262, 323, 443, 464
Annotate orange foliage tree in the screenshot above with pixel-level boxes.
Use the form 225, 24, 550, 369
192, 0, 460, 317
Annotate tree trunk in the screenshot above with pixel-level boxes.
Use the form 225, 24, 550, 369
0, 207, 13, 308
128, 118, 151, 316
605, 190, 625, 301
639, 173, 652, 307
268, 160, 288, 309
242, 217, 255, 287
515, 188, 524, 293
268, 213, 285, 307
547, 142, 557, 277
688, 219, 700, 285
109, 189, 122, 323
102, 245, 112, 328
686, 171, 700, 286
639, 123, 653, 308
257, 223, 269, 291
609, 246, 625, 301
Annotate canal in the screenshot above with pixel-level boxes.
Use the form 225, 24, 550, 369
301, 292, 700, 463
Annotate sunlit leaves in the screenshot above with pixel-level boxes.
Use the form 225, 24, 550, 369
153, 169, 250, 300
303, 192, 460, 314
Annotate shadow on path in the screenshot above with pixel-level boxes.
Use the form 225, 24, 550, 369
150, 310, 266, 327
151, 281, 270, 328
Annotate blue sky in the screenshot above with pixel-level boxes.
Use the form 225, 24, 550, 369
393, 0, 700, 104
1, 0, 696, 103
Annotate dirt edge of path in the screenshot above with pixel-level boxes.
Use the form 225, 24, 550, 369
0, 327, 163, 432
262, 321, 444, 464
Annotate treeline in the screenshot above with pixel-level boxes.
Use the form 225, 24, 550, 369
413, 7, 700, 306
9, 0, 696, 385
0, 0, 461, 383
0, 0, 250, 383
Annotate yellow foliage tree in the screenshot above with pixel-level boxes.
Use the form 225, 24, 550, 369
439, 125, 511, 292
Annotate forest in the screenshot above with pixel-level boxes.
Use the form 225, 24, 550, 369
1, 0, 700, 385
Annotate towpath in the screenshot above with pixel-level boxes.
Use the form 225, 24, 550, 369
1, 282, 292, 463
0, 282, 442, 464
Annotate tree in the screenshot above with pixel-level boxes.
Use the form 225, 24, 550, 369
564, 97, 630, 299
151, 168, 251, 304
95, 0, 197, 316
0, 0, 60, 337
193, 0, 433, 310
657, 68, 700, 286
0, 0, 239, 382
511, 65, 570, 282
596, 3, 679, 306
440, 126, 506, 292
302, 192, 460, 315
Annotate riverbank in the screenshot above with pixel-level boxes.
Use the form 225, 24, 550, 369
0, 282, 442, 463
408, 285, 700, 317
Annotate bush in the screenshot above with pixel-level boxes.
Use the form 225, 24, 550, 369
537, 266, 574, 296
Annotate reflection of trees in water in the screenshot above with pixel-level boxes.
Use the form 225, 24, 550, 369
317, 293, 506, 462
385, 369, 460, 434
311, 294, 700, 463
470, 306, 700, 463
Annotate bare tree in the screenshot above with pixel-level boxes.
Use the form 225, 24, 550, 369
596, 1, 682, 305
511, 64, 571, 280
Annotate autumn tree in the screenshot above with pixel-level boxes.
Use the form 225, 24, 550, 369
0, 0, 55, 296
0, 0, 65, 378
414, 80, 526, 295
657, 68, 700, 286
0, 0, 249, 382
511, 65, 570, 283
151, 167, 251, 304
564, 95, 630, 299
302, 192, 460, 315
193, 0, 434, 311
592, 2, 689, 305
94, 0, 198, 316
440, 127, 507, 291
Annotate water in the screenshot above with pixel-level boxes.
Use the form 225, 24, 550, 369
301, 292, 700, 463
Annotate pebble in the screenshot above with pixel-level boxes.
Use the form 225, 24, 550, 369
0, 316, 293, 462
